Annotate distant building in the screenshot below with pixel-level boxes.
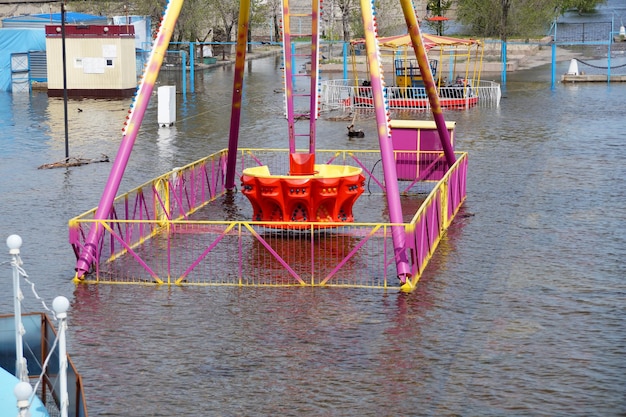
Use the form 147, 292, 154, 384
0, 11, 109, 92
45, 24, 137, 98
0, 27, 45, 91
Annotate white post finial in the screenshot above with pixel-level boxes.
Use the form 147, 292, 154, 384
53, 296, 70, 417
7, 234, 22, 254
14, 381, 33, 417
8, 234, 28, 382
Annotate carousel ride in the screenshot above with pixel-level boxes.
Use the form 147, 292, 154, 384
351, 33, 484, 109
71, 0, 467, 291
319, 32, 501, 112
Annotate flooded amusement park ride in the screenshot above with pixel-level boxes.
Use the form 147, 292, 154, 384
241, 154, 366, 225
350, 33, 484, 109
70, 0, 467, 291
238, 0, 365, 226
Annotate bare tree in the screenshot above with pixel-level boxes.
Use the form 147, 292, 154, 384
208, 0, 239, 42
337, 0, 355, 41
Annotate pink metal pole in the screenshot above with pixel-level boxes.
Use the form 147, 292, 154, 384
359, 0, 411, 282
224, 0, 251, 190
74, 0, 185, 279
281, 0, 297, 153
308, 0, 320, 153
399, 0, 456, 167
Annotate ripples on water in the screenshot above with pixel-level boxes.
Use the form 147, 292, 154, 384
1, 55, 625, 416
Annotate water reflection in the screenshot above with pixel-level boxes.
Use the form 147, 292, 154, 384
156, 124, 179, 161
1, 51, 625, 415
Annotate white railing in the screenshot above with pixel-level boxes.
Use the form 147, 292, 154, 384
319, 79, 501, 111
4, 235, 87, 417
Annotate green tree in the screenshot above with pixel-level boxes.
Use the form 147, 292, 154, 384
425, 0, 453, 35
206, 0, 239, 58
372, 0, 405, 37
250, 0, 276, 42
349, 6, 365, 39
456, 0, 605, 41
323, 0, 397, 42
559, 0, 606, 13
120, 0, 212, 43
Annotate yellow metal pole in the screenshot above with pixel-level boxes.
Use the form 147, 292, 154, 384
359, 0, 412, 283
225, 0, 251, 190
398, 0, 456, 166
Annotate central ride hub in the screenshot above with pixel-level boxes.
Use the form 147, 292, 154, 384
241, 153, 365, 226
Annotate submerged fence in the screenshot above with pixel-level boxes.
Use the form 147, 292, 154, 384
69, 149, 467, 289
319, 79, 501, 111
549, 20, 626, 86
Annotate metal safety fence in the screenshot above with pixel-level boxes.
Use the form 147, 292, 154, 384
552, 21, 626, 79
69, 149, 467, 289
319, 79, 501, 111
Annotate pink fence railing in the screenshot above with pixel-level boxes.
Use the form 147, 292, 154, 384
405, 153, 467, 283
69, 149, 467, 289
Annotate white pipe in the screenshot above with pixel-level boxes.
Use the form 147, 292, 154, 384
53, 296, 70, 417
7, 234, 28, 382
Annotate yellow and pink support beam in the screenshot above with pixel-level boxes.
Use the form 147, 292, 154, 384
225, 0, 252, 189
74, 0, 185, 279
359, 0, 411, 283
399, 0, 456, 167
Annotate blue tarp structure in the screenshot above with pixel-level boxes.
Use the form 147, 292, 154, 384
0, 28, 46, 92
0, 12, 110, 92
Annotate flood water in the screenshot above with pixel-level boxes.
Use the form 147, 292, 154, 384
1, 51, 625, 415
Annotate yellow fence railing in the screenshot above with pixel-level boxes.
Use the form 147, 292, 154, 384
69, 149, 467, 289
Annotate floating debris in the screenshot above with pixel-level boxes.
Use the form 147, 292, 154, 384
38, 154, 109, 169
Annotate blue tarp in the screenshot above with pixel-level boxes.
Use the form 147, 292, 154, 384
2, 12, 107, 26
0, 367, 50, 417
0, 28, 46, 92
33, 12, 107, 23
